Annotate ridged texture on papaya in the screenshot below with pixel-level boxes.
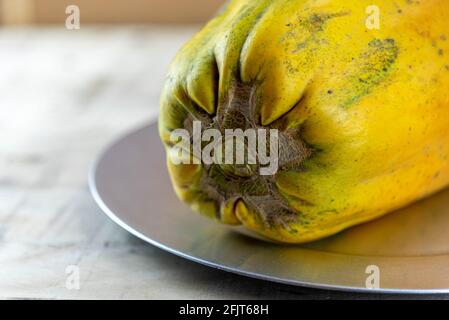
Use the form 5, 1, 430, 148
159, 0, 449, 243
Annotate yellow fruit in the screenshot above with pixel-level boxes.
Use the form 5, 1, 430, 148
159, 0, 449, 243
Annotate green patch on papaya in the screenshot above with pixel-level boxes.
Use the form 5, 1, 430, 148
339, 38, 399, 108
282, 11, 350, 54
301, 12, 350, 33
214, 0, 272, 90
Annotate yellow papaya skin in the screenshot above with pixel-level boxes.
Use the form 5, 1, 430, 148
159, 0, 449, 243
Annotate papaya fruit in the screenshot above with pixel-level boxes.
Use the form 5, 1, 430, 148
159, 0, 449, 243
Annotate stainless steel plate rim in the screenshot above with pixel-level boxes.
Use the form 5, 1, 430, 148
89, 122, 449, 294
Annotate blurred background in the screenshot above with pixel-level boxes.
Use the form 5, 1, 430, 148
0, 0, 224, 24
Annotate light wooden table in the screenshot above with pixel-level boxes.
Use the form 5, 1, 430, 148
0, 26, 445, 300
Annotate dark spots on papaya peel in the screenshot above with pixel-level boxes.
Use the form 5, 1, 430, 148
431, 36, 446, 56
292, 42, 307, 53
445, 65, 449, 71
282, 11, 349, 55
327, 89, 333, 94
284, 11, 349, 41
303, 11, 350, 33
339, 38, 399, 108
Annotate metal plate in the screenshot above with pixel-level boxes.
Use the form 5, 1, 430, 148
89, 122, 449, 294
